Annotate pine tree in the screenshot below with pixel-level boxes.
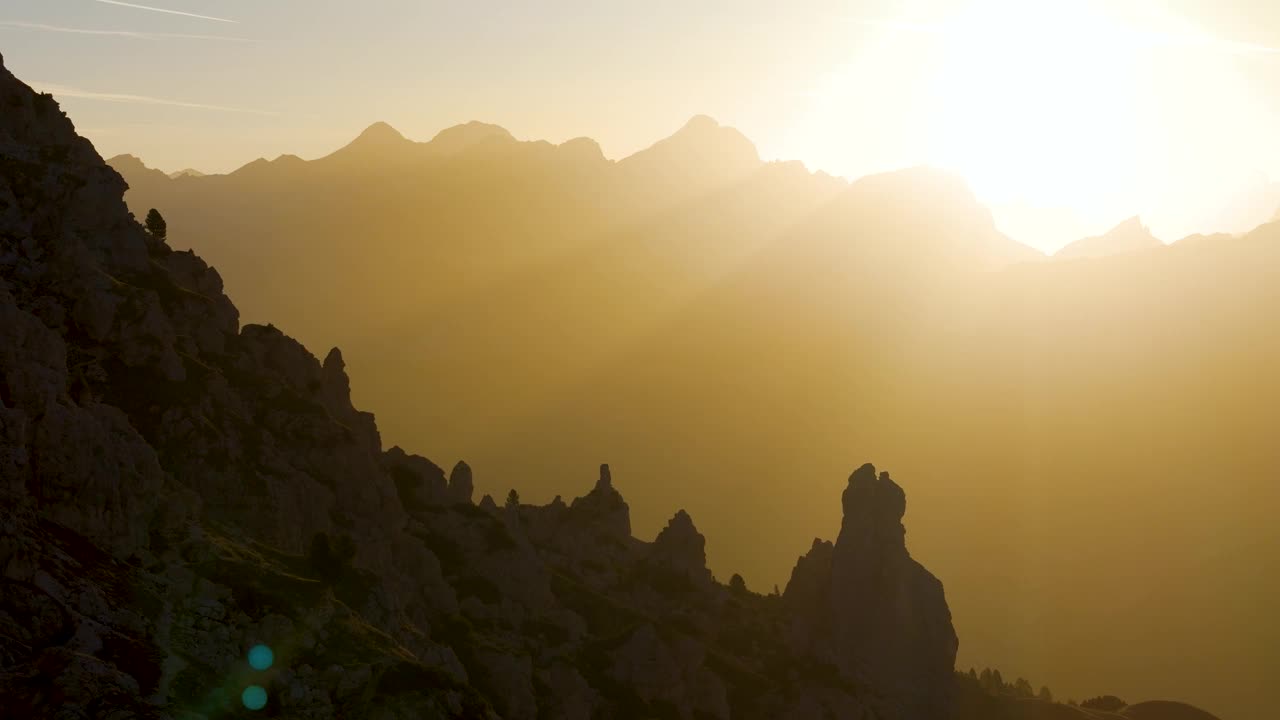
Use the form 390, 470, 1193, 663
144, 208, 167, 242
979, 668, 995, 692
1014, 677, 1034, 698
505, 488, 520, 508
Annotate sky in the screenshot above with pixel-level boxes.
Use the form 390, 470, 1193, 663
4, 0, 1280, 251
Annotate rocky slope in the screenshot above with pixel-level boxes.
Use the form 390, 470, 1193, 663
0, 52, 964, 719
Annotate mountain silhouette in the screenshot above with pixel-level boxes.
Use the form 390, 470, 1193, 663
2, 51, 979, 720
616, 114, 762, 187
428, 120, 517, 154
0, 40, 1255, 719
1054, 216, 1163, 259
104, 112, 1278, 720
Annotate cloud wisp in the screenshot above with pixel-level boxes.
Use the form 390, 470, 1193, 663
33, 82, 278, 116
91, 0, 238, 24
0, 20, 249, 42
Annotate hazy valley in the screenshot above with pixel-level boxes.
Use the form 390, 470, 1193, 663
104, 110, 1280, 719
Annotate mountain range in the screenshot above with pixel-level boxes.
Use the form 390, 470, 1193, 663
102, 110, 1280, 720
0, 42, 1269, 718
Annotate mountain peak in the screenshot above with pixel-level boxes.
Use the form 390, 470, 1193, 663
619, 114, 761, 181
355, 121, 407, 145
1108, 215, 1151, 235
679, 114, 721, 134
106, 153, 147, 170
1055, 215, 1162, 260
318, 121, 414, 164
428, 121, 514, 154
106, 153, 172, 186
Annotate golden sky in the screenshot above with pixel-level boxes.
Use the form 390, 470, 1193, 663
5, 0, 1280, 250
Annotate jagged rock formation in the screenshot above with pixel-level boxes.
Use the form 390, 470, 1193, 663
829, 466, 956, 717
647, 510, 714, 587
448, 460, 474, 504
567, 463, 632, 538
785, 464, 958, 719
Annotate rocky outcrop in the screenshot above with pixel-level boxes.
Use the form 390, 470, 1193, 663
830, 464, 957, 718
385, 445, 448, 511
567, 463, 631, 538
785, 464, 958, 719
448, 460, 474, 504
647, 510, 713, 587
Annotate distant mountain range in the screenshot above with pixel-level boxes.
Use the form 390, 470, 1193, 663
107, 116, 1280, 720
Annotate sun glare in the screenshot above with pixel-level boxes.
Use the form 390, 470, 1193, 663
781, 0, 1279, 249
927, 0, 1144, 217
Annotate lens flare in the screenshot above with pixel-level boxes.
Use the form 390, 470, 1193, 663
247, 644, 274, 671
241, 685, 268, 711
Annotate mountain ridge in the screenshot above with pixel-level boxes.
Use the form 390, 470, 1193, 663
1054, 216, 1163, 259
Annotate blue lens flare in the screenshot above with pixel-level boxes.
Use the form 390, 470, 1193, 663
241, 685, 268, 711
247, 644, 274, 671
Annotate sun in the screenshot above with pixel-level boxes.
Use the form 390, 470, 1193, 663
778, 0, 1276, 248
925, 0, 1145, 217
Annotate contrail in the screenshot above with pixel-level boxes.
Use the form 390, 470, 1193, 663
0, 20, 249, 41
92, 0, 238, 24
33, 82, 277, 116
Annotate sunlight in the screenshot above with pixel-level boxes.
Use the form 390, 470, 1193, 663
925, 0, 1144, 218
781, 0, 1280, 249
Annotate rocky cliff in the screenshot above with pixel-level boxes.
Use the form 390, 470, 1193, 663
0, 52, 964, 718
784, 465, 958, 718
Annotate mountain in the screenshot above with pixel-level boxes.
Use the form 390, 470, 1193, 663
106, 153, 171, 189
616, 114, 762, 190
1054, 216, 1163, 259
169, 167, 205, 179
1, 50, 1245, 720
427, 120, 517, 154
104, 95, 1278, 720
0, 49, 963, 720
